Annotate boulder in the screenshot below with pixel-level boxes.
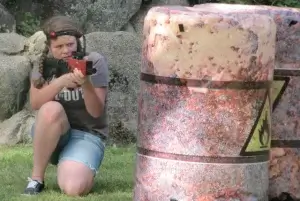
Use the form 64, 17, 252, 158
0, 33, 31, 121
0, 4, 15, 33
51, 0, 143, 33
85, 31, 141, 144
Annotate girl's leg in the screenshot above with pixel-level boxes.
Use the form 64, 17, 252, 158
24, 101, 70, 195
56, 130, 106, 196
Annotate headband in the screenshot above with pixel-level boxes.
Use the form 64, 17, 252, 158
47, 29, 83, 39
46, 29, 86, 54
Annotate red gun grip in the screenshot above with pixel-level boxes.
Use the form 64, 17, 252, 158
67, 58, 87, 75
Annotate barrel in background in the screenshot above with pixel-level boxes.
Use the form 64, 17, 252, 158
270, 68, 300, 199
195, 4, 300, 199
134, 4, 276, 201
268, 7, 300, 199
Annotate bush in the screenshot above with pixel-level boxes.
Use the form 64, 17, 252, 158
16, 12, 40, 37
220, 0, 300, 7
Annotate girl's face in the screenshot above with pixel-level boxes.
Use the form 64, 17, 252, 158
49, 35, 77, 60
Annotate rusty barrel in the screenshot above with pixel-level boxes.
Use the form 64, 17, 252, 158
271, 69, 300, 200
193, 3, 300, 69
268, 7, 300, 199
134, 4, 277, 201
194, 4, 300, 199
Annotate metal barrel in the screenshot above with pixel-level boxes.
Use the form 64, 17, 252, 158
193, 3, 300, 70
192, 4, 300, 198
271, 69, 300, 199
268, 6, 300, 198
134, 5, 276, 201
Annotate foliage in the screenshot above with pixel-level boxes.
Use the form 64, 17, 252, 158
220, 0, 300, 7
16, 12, 41, 37
2, 0, 44, 37
108, 120, 137, 146
271, 0, 300, 7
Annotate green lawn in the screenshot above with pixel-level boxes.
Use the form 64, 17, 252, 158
0, 144, 136, 201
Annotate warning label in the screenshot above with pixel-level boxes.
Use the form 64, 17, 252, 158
240, 76, 290, 156
240, 91, 271, 156
271, 77, 290, 112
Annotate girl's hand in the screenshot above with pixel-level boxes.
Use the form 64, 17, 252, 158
71, 68, 87, 86
56, 73, 78, 89
56, 68, 87, 89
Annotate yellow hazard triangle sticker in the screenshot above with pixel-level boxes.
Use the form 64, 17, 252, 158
240, 91, 271, 156
240, 76, 290, 156
271, 76, 290, 112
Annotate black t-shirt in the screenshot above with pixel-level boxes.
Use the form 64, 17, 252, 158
45, 52, 109, 137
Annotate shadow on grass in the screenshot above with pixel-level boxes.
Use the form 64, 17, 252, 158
39, 174, 135, 195
91, 176, 134, 194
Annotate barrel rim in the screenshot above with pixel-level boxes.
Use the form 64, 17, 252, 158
137, 147, 270, 163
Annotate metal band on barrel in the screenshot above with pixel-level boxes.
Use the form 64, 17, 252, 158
271, 140, 300, 148
272, 68, 300, 148
140, 72, 271, 89
137, 147, 269, 163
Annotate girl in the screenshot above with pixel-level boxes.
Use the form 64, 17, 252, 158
24, 15, 109, 196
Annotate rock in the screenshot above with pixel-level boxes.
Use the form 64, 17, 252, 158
23, 31, 47, 62
50, 0, 143, 33
0, 32, 26, 54
0, 53, 31, 121
85, 31, 141, 144
120, 22, 137, 34
271, 148, 286, 157
0, 32, 32, 145
0, 109, 35, 145
130, 5, 149, 37
145, 0, 189, 6
269, 148, 300, 199
0, 4, 16, 33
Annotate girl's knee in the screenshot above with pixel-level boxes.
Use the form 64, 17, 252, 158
37, 101, 67, 125
59, 179, 92, 196
57, 160, 94, 196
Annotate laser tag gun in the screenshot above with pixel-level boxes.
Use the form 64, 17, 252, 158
42, 52, 96, 79
42, 29, 97, 80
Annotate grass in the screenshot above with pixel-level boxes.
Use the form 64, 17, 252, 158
0, 144, 137, 201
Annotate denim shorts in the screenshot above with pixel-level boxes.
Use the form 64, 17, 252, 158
30, 125, 106, 175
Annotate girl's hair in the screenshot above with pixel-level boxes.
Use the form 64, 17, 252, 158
32, 15, 83, 88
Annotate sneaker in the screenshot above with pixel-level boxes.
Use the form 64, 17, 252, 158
22, 177, 45, 195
